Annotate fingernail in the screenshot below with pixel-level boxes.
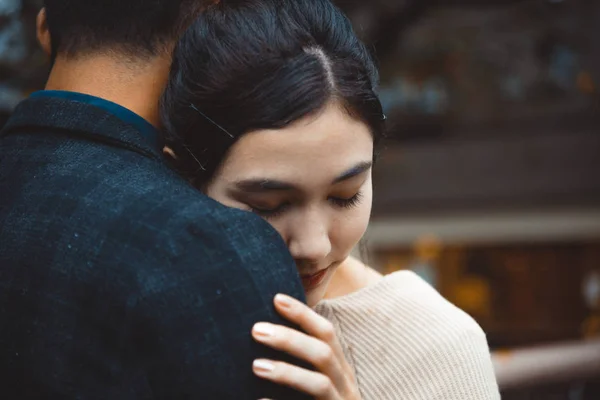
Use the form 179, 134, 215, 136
253, 323, 275, 338
274, 293, 293, 309
253, 359, 275, 374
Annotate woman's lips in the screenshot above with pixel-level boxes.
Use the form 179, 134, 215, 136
300, 267, 329, 291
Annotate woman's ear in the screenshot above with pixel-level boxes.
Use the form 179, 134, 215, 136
162, 146, 178, 160
36, 8, 52, 58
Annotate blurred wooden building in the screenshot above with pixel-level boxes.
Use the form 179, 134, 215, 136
335, 0, 600, 351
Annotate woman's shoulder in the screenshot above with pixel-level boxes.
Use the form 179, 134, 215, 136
321, 265, 441, 307
316, 270, 499, 400
317, 268, 486, 338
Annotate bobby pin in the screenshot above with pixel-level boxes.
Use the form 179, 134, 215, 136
189, 104, 234, 139
183, 144, 207, 172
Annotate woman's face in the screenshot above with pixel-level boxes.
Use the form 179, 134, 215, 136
206, 102, 373, 306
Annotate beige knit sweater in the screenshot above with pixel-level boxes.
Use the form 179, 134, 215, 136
315, 271, 500, 400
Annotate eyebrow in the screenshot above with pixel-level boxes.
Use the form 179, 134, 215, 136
234, 161, 373, 193
332, 161, 373, 184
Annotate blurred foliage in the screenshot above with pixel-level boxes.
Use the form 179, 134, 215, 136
0, 0, 46, 111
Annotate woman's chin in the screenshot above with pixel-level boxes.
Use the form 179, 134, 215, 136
305, 280, 332, 308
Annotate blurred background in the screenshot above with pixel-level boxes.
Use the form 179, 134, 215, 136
1, 0, 599, 398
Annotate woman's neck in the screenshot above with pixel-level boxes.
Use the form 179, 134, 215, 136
324, 256, 382, 300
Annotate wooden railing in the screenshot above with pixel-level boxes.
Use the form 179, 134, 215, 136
492, 339, 600, 390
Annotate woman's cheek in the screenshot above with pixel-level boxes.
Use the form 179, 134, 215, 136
331, 200, 372, 258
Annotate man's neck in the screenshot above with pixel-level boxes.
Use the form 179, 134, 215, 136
44, 54, 171, 128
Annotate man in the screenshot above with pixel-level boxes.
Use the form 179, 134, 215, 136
0, 1, 308, 399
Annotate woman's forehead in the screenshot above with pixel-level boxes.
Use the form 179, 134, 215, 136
219, 106, 374, 181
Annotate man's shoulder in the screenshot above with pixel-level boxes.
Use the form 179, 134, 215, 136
0, 129, 287, 270
70, 159, 282, 262
127, 174, 284, 256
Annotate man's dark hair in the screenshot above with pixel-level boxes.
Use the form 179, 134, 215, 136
160, 0, 385, 187
43, 0, 207, 58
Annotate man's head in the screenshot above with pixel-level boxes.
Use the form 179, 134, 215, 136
37, 0, 208, 60
36, 0, 212, 126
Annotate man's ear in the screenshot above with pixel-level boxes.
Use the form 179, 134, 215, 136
36, 8, 52, 58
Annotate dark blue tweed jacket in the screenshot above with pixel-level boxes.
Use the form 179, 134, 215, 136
0, 96, 308, 400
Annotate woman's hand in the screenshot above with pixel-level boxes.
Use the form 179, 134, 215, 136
251, 294, 360, 400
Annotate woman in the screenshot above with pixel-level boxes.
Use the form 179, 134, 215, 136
161, 0, 500, 399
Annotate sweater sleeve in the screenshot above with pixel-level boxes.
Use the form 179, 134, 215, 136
314, 271, 500, 400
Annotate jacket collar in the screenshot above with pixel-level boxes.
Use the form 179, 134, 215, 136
2, 95, 163, 162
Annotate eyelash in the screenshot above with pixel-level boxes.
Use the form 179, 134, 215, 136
329, 191, 364, 209
250, 204, 290, 219
249, 192, 363, 219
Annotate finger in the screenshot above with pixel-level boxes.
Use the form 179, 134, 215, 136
253, 359, 338, 400
274, 294, 337, 342
274, 294, 347, 365
252, 322, 347, 390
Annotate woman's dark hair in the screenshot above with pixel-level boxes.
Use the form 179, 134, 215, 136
160, 0, 385, 187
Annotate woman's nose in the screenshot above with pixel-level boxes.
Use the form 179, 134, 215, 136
287, 218, 332, 263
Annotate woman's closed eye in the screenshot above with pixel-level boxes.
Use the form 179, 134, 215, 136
248, 191, 363, 219
249, 202, 290, 219
328, 191, 363, 209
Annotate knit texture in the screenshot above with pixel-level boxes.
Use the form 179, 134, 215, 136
315, 271, 500, 400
